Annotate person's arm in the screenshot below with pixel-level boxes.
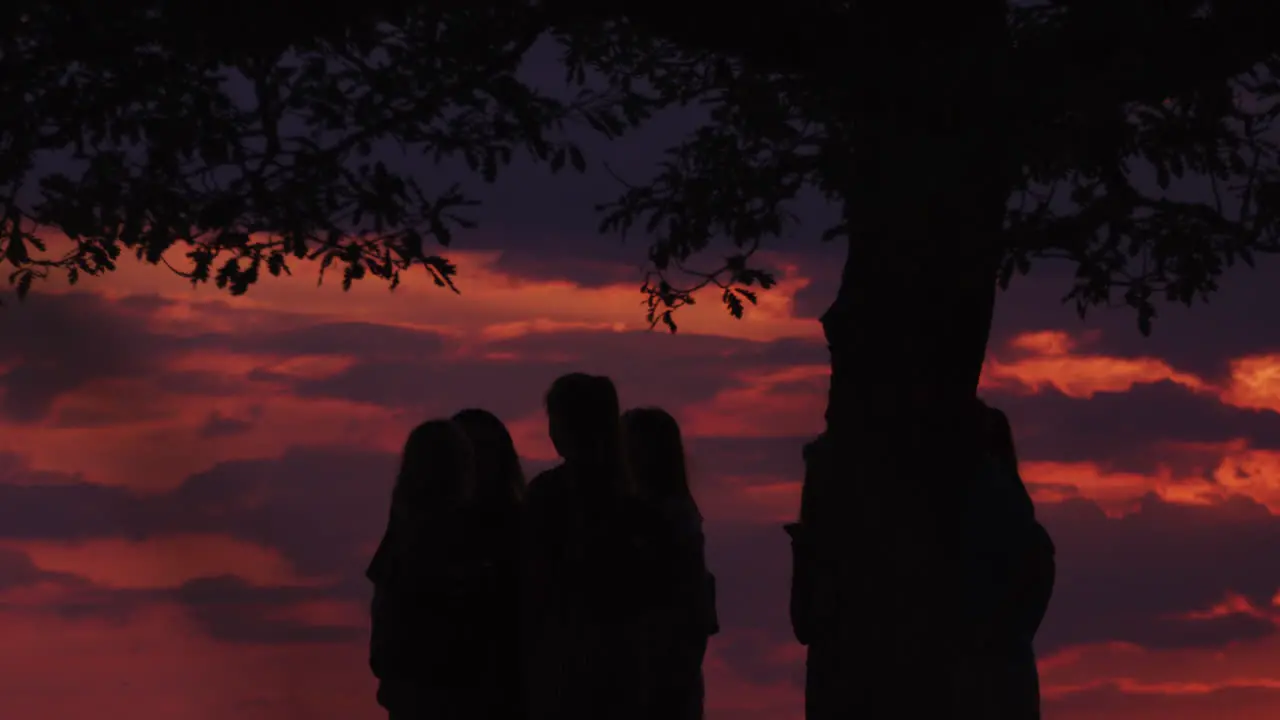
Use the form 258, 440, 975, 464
365, 527, 399, 680
787, 435, 828, 647
785, 522, 815, 646
1010, 521, 1056, 637
368, 583, 397, 680
682, 514, 719, 637
519, 478, 558, 664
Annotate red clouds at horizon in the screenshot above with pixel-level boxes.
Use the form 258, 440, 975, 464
2, 246, 1280, 719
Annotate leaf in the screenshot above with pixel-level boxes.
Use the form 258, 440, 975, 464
4, 236, 29, 265
342, 261, 366, 291
724, 289, 744, 318
568, 145, 586, 173
481, 152, 498, 183
820, 225, 847, 242
11, 8, 1276, 342
582, 111, 611, 137
267, 252, 289, 277
317, 252, 338, 286
15, 271, 33, 299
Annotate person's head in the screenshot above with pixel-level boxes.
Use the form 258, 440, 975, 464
622, 407, 694, 508
392, 419, 475, 516
545, 373, 623, 463
452, 408, 525, 505
982, 404, 1019, 467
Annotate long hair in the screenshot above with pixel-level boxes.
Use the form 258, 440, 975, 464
392, 418, 475, 513
368, 419, 474, 584
982, 404, 1036, 518
545, 372, 630, 494
452, 408, 525, 506
622, 406, 699, 518
984, 405, 1019, 468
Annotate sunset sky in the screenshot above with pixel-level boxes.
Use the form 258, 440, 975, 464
5, 45, 1280, 720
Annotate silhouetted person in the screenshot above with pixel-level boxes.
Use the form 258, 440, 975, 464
786, 432, 840, 717
522, 373, 657, 720
450, 408, 527, 720
786, 433, 828, 648
961, 402, 1056, 719
622, 407, 719, 720
367, 419, 475, 719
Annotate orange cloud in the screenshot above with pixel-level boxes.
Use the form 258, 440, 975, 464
984, 331, 1280, 424
690, 475, 803, 525
35, 233, 822, 345
703, 638, 804, 720
261, 599, 368, 630
0, 604, 378, 720
167, 350, 358, 381
1, 389, 405, 492
480, 318, 629, 341
1041, 635, 1280, 707
1008, 329, 1083, 356
1174, 592, 1277, 622
1209, 446, 1280, 509
6, 535, 315, 589
505, 412, 557, 463
1023, 443, 1280, 514
982, 330, 1207, 397
681, 365, 828, 439
738, 481, 803, 524
1221, 354, 1280, 415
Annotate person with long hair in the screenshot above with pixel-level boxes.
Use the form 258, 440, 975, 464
785, 431, 841, 719
622, 407, 719, 720
961, 401, 1056, 719
785, 432, 829, 649
522, 373, 654, 720
453, 408, 525, 507
366, 419, 476, 719
448, 408, 526, 720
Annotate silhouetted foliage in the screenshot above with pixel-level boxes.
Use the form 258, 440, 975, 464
3, 1, 1280, 334
0, 6, 657, 302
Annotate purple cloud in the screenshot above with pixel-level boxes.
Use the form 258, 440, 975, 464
0, 292, 182, 421
986, 381, 1280, 473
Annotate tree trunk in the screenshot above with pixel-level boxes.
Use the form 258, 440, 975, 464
804, 1, 1014, 718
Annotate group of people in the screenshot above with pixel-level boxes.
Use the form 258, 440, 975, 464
366, 371, 1057, 720
366, 373, 718, 720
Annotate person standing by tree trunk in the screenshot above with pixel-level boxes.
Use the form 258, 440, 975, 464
786, 433, 840, 715
954, 402, 1056, 719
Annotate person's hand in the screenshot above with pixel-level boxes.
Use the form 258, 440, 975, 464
784, 522, 804, 542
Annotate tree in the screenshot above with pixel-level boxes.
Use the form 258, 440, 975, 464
584, 4, 1280, 716
6, 1, 1280, 718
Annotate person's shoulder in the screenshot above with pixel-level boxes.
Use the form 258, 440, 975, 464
621, 496, 687, 541
658, 496, 702, 533
525, 465, 570, 504
1031, 520, 1055, 554
802, 432, 829, 459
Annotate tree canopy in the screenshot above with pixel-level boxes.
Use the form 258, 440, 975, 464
4, 1, 1280, 333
